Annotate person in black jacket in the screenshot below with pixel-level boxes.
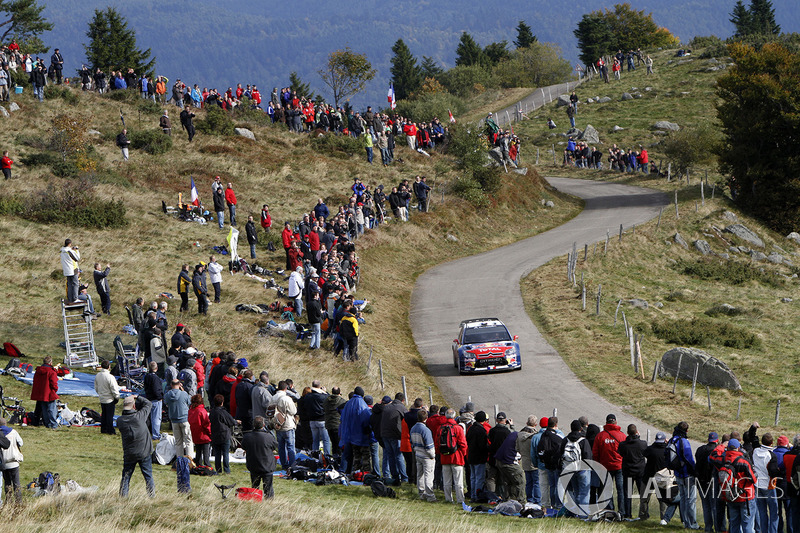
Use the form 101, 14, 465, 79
180, 106, 196, 142
242, 416, 278, 497
558, 419, 592, 517
234, 370, 255, 431
695, 432, 726, 532
466, 411, 489, 500
642, 432, 678, 523
118, 395, 155, 497
192, 264, 208, 315
487, 412, 513, 498
212, 188, 225, 229
537, 417, 564, 509
381, 393, 409, 485
143, 362, 164, 440
245, 216, 258, 259
619, 424, 648, 519
307, 291, 323, 350
210, 394, 237, 474
50, 49, 63, 84
116, 129, 130, 161
306, 381, 330, 455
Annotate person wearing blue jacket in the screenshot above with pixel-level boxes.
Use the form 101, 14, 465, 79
531, 416, 564, 508
338, 387, 374, 473
667, 421, 698, 530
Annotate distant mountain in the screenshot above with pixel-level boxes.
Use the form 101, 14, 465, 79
41, 0, 799, 107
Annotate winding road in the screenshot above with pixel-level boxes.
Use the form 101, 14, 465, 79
410, 177, 669, 433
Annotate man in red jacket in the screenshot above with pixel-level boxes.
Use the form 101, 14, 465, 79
260, 205, 272, 232
224, 182, 237, 226
281, 221, 293, 270
435, 408, 468, 504
426, 405, 446, 490
31, 356, 59, 428
592, 413, 626, 512
1, 150, 12, 180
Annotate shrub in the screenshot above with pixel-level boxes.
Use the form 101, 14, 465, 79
129, 129, 173, 155
690, 35, 724, 49
44, 85, 79, 105
705, 304, 749, 317
449, 176, 488, 207
676, 258, 784, 287
20, 152, 59, 167
9, 68, 29, 89
0, 196, 24, 215
17, 133, 50, 150
137, 99, 162, 116
24, 178, 127, 228
394, 91, 467, 123
310, 133, 361, 158
661, 122, 720, 175
108, 89, 138, 103
439, 65, 493, 98
195, 105, 235, 136
233, 99, 271, 126
473, 166, 502, 194
51, 159, 79, 178
651, 317, 760, 349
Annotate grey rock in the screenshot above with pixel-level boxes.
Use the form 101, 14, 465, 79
586, 98, 594, 104
653, 121, 680, 131
446, 234, 458, 242
694, 240, 712, 255
8, 102, 20, 112
579, 124, 600, 144
722, 211, 739, 222
773, 244, 787, 253
674, 232, 688, 248
767, 253, 784, 264
611, 125, 624, 132
645, 87, 653, 91
545, 200, 555, 208
512, 167, 528, 176
750, 251, 767, 262
782, 297, 793, 303
0, 106, 7, 117
566, 127, 582, 137
630, 87, 639, 92
729, 246, 739, 254
724, 224, 764, 248
709, 303, 738, 315
667, 60, 674, 65
658, 347, 741, 391
787, 232, 800, 245
654, 302, 664, 309
719, 253, 730, 260
556, 94, 571, 107
558, 133, 568, 138
677, 58, 694, 64
738, 246, 751, 253
784, 258, 795, 267
627, 298, 649, 309
597, 96, 612, 103
88, 129, 102, 135
652, 131, 669, 136
708, 58, 718, 64
234, 127, 255, 140
621, 92, 633, 101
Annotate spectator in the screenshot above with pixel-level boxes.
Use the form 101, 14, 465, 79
180, 106, 195, 142
537, 417, 564, 509
306, 380, 330, 456
117, 396, 155, 497
516, 415, 539, 503
245, 215, 258, 259
192, 264, 208, 315
618, 423, 647, 519
592, 414, 625, 512
225, 182, 237, 226
116, 128, 130, 161
210, 393, 237, 474
339, 386, 373, 473
288, 266, 305, 317
212, 187, 225, 228
495, 430, 526, 503
435, 408, 467, 505
271, 380, 298, 469
559, 419, 592, 518
60, 238, 80, 303
93, 263, 111, 315
177, 264, 192, 312
381, 392, 409, 485
711, 438, 756, 533
668, 421, 698, 529
466, 410, 489, 500
30, 356, 59, 429
251, 371, 273, 421
487, 412, 512, 497
164, 379, 193, 458
94, 359, 120, 435
143, 361, 163, 440
753, 433, 781, 533
1, 151, 12, 180
242, 416, 278, 498
695, 432, 725, 532
50, 48, 63, 84
0, 416, 24, 504
207, 256, 223, 303
234, 369, 255, 431
260, 204, 272, 233
188, 394, 212, 467
410, 409, 436, 502
324, 386, 346, 454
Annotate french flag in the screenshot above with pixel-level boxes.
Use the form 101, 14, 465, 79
388, 83, 396, 110
190, 177, 200, 206
448, 109, 456, 123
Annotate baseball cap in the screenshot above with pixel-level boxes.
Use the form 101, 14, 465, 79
728, 438, 741, 450
496, 412, 507, 420
381, 395, 392, 404
708, 432, 719, 443
606, 414, 616, 423
364, 395, 373, 406
654, 432, 667, 443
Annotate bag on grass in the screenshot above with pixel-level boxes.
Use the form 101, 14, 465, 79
370, 479, 396, 498
175, 456, 191, 493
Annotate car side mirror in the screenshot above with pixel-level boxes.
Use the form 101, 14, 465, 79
453, 339, 459, 344
513, 335, 518, 341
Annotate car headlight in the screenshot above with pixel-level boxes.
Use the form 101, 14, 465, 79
504, 348, 516, 357
463, 351, 476, 361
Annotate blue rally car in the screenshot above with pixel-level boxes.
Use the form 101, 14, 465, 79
452, 318, 522, 374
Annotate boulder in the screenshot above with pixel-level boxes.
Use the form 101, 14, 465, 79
654, 302, 664, 309
787, 232, 800, 245
566, 127, 581, 137
767, 253, 784, 264
0, 106, 7, 117
652, 131, 669, 136
627, 298, 648, 309
611, 125, 624, 132
738, 246, 750, 254
545, 200, 555, 208
724, 224, 764, 248
621, 92, 633, 101
556, 95, 571, 107
658, 347, 741, 391
579, 124, 600, 144
673, 232, 688, 248
8, 102, 20, 112
719, 253, 730, 260
597, 96, 612, 103
750, 251, 767, 262
88, 129, 102, 135
693, 240, 712, 255
729, 246, 739, 254
782, 297, 793, 303
234, 127, 255, 141
653, 121, 680, 131
446, 234, 458, 242
722, 210, 738, 222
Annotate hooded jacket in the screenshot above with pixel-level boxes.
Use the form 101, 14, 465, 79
667, 425, 696, 478
515, 426, 537, 471
592, 423, 626, 471
619, 434, 647, 477
338, 394, 373, 447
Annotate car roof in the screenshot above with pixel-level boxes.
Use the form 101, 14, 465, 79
460, 318, 505, 329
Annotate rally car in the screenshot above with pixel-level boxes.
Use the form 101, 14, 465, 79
452, 318, 521, 374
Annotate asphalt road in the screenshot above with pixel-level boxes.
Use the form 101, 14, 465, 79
410, 177, 670, 434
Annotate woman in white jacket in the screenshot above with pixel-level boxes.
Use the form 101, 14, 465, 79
207, 256, 223, 304
1, 418, 24, 504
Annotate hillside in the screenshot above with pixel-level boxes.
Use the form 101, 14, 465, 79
40, 0, 800, 106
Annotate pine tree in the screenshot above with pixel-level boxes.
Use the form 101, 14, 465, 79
513, 21, 537, 49
390, 39, 422, 101
748, 0, 780, 35
484, 41, 510, 64
420, 56, 444, 79
289, 71, 312, 99
84, 7, 155, 76
730, 0, 753, 36
0, 0, 52, 46
455, 32, 488, 68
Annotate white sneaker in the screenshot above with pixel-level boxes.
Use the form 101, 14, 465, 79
659, 519, 668, 526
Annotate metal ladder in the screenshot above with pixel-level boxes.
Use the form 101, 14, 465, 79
61, 299, 98, 367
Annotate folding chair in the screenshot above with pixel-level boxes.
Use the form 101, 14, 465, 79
114, 335, 144, 390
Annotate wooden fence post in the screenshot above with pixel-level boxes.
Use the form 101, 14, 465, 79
707, 386, 712, 411
584, 243, 588, 262
622, 311, 628, 336
701, 181, 705, 206
619, 224, 623, 242
429, 387, 433, 407
596, 284, 602, 315
582, 281, 586, 311
379, 359, 384, 391
651, 361, 660, 382
672, 353, 683, 394
776, 400, 781, 426
690, 363, 699, 400
629, 328, 635, 368
675, 190, 679, 219
614, 299, 622, 326
656, 207, 663, 231
401, 376, 408, 405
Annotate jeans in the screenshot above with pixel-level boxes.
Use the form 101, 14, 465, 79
228, 204, 236, 226
525, 469, 540, 503
623, 474, 645, 518
547, 469, 561, 509
212, 282, 221, 303
213, 441, 230, 473
120, 455, 155, 497
310, 420, 332, 456
195, 442, 211, 467
677, 475, 699, 529
699, 479, 727, 532
309, 323, 321, 349
365, 146, 373, 163
294, 296, 303, 318
384, 439, 408, 482
369, 441, 381, 475
470, 463, 486, 500
757, 488, 778, 533
730, 500, 755, 533
216, 211, 224, 228
568, 469, 591, 518
570, 117, 576, 128
604, 469, 625, 513
39, 400, 58, 428
442, 464, 465, 503
277, 429, 296, 469
416, 455, 436, 501
249, 243, 256, 259
380, 148, 390, 165
539, 468, 552, 507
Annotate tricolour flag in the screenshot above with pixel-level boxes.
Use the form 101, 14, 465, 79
448, 109, 456, 123
388, 83, 396, 110
190, 177, 200, 206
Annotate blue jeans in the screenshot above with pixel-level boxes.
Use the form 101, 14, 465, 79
699, 479, 727, 532
384, 439, 408, 482
40, 400, 58, 429
277, 429, 296, 469
293, 296, 303, 318
310, 420, 331, 456
213, 441, 230, 473
525, 469, 540, 503
249, 243, 256, 259
309, 323, 321, 349
677, 475, 699, 529
547, 469, 561, 509
380, 148, 390, 165
229, 204, 236, 226
470, 463, 486, 500
369, 441, 381, 475
730, 500, 754, 533
216, 211, 224, 228
757, 488, 778, 533
605, 470, 625, 513
120, 455, 155, 497
570, 117, 576, 128
365, 147, 373, 163
150, 400, 162, 440
570, 469, 591, 518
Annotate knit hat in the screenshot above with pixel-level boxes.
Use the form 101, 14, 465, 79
475, 411, 487, 423
353, 386, 365, 397
778, 436, 790, 447
540, 417, 549, 429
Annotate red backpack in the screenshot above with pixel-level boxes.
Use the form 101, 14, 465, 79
718, 457, 753, 503
439, 423, 458, 455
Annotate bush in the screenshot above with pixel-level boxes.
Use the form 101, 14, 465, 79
473, 166, 502, 194
0, 196, 24, 215
690, 35, 724, 49
129, 129, 173, 155
651, 317, 760, 349
137, 99, 162, 116
195, 105, 235, 136
661, 122, 720, 174
9, 68, 29, 89
449, 176, 488, 207
44, 85, 79, 105
439, 65, 493, 98
394, 91, 467, 123
676, 258, 783, 287
24, 178, 127, 228
233, 99, 271, 126
20, 152, 59, 167
310, 133, 361, 158
51, 159, 79, 178
108, 89, 138, 103
17, 133, 50, 150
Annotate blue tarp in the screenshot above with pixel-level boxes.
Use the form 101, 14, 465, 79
14, 371, 135, 397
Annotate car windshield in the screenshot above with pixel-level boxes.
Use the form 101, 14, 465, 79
463, 325, 511, 344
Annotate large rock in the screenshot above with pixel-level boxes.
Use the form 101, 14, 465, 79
750, 251, 767, 262
597, 96, 612, 103
556, 95, 571, 107
627, 298, 648, 309
674, 232, 688, 248
579, 124, 600, 144
0, 106, 7, 117
767, 253, 784, 264
653, 121, 680, 131
8, 102, 20, 112
724, 224, 764, 248
722, 211, 738, 223
234, 127, 255, 141
694, 240, 712, 255
787, 232, 800, 245
658, 347, 741, 391
621, 92, 633, 101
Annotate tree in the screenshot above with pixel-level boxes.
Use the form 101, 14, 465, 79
84, 7, 155, 76
0, 0, 52, 47
420, 56, 444, 79
730, 0, 753, 36
484, 41, 510, 65
716, 42, 800, 233
513, 21, 537, 49
455, 32, 488, 68
746, 0, 780, 35
318, 47, 376, 108
574, 13, 614, 66
492, 41, 572, 88
390, 39, 421, 101
289, 71, 312, 99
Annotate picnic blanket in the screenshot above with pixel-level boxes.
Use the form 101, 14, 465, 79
14, 371, 135, 397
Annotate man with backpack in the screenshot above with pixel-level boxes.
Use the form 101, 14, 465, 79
592, 414, 626, 513
537, 416, 565, 509
711, 438, 756, 533
177, 360, 197, 397
435, 408, 467, 504
667, 421, 699, 529
559, 419, 592, 517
